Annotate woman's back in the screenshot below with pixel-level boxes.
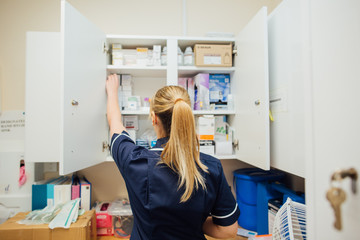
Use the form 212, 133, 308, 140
106, 78, 239, 239
111, 134, 239, 240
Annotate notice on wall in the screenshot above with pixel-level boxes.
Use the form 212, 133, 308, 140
0, 111, 25, 141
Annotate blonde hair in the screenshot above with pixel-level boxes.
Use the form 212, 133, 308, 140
151, 85, 208, 202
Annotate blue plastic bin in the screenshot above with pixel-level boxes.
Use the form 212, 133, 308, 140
233, 168, 285, 231
233, 168, 285, 206
237, 199, 257, 231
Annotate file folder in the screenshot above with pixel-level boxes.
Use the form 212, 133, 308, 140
71, 174, 80, 200
79, 176, 91, 211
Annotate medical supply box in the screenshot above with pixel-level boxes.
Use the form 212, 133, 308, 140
0, 210, 96, 240
194, 44, 232, 67
209, 74, 230, 106
95, 202, 113, 236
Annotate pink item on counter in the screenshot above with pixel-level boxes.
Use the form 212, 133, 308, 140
18, 166, 27, 186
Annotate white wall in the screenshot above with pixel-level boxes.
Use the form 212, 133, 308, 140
0, 0, 281, 111
0, 0, 283, 203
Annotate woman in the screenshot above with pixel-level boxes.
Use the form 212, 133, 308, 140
106, 74, 239, 239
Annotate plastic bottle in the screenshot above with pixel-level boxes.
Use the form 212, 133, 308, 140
161, 47, 167, 66
177, 46, 184, 66
227, 94, 234, 110
183, 46, 194, 66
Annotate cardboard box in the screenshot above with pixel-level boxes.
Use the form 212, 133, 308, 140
0, 210, 96, 240
200, 140, 215, 156
197, 115, 215, 140
194, 44, 232, 67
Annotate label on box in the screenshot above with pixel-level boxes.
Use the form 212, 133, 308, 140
204, 55, 222, 65
194, 44, 232, 67
209, 74, 230, 103
123, 116, 138, 130
197, 115, 215, 140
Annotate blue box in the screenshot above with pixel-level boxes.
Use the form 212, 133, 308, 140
233, 168, 285, 205
256, 182, 305, 235
209, 74, 230, 104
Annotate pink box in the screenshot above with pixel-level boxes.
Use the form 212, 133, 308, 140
194, 73, 209, 110
96, 202, 114, 236
178, 78, 187, 89
187, 78, 195, 110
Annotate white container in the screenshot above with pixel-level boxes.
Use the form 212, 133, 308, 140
161, 46, 167, 66
183, 46, 194, 66
152, 45, 161, 66
177, 46, 184, 66
112, 43, 123, 66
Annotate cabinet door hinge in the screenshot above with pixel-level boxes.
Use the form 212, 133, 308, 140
102, 141, 110, 152
103, 42, 109, 54
233, 139, 239, 150
233, 45, 238, 56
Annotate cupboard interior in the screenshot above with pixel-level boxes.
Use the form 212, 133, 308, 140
34, 160, 304, 205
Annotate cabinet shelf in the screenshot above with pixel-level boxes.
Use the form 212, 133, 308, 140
107, 65, 167, 77
178, 66, 235, 76
193, 110, 235, 115
106, 154, 236, 162
121, 109, 235, 116
121, 110, 150, 115
106, 35, 167, 48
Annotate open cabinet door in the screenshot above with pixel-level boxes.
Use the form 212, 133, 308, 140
60, 1, 107, 175
231, 7, 270, 170
25, 32, 61, 163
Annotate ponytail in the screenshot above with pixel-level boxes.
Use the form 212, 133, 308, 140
151, 86, 208, 202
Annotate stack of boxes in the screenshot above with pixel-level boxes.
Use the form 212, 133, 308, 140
117, 74, 141, 111
179, 72, 232, 156
196, 115, 232, 156
178, 73, 231, 111
197, 115, 215, 155
112, 44, 162, 67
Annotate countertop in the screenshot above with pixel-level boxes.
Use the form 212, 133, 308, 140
97, 231, 248, 240
98, 236, 247, 240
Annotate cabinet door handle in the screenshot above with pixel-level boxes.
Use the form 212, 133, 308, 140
255, 100, 260, 106
71, 100, 79, 106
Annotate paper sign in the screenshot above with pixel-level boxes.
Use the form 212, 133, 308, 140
0, 111, 25, 141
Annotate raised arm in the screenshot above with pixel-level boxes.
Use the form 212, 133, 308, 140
106, 74, 126, 138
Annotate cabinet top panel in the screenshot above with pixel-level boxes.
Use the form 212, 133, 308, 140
107, 35, 167, 48
106, 35, 235, 48
177, 36, 235, 48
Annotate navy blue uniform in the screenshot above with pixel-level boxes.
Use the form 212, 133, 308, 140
111, 131, 240, 240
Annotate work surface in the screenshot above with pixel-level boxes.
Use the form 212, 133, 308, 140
98, 233, 247, 240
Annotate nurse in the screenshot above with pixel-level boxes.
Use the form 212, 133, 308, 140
106, 74, 240, 239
